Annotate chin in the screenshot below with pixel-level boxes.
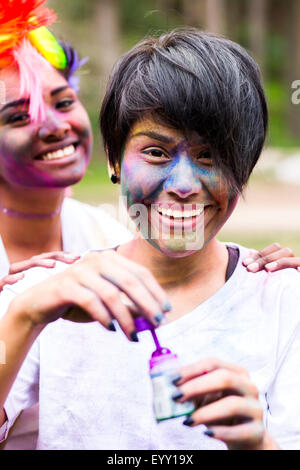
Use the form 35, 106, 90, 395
48, 166, 88, 188
33, 173, 85, 189
148, 237, 205, 258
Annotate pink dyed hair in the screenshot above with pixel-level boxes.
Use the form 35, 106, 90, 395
13, 38, 53, 122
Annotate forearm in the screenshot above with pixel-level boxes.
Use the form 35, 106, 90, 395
0, 297, 44, 425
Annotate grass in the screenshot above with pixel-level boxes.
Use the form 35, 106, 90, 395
218, 232, 300, 256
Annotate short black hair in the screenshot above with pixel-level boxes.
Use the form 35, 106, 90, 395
100, 28, 268, 192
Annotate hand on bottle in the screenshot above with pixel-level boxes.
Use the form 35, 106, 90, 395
172, 358, 279, 450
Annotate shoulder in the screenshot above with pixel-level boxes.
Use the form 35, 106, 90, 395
4, 262, 69, 296
229, 242, 300, 294
0, 261, 69, 317
228, 242, 300, 329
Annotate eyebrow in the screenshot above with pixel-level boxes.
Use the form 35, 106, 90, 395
130, 131, 175, 144
0, 98, 29, 113
50, 85, 70, 97
0, 86, 71, 113
130, 130, 207, 148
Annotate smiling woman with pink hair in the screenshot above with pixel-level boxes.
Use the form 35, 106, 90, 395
0, 0, 132, 449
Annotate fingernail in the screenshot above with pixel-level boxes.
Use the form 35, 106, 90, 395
247, 262, 259, 272
243, 257, 254, 265
171, 389, 183, 401
182, 416, 194, 426
130, 330, 139, 342
44, 261, 56, 267
265, 262, 277, 271
108, 322, 116, 332
162, 301, 172, 312
154, 312, 167, 325
13, 273, 24, 279
204, 428, 214, 437
171, 374, 182, 385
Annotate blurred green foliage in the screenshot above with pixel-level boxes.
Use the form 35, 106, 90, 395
265, 81, 300, 147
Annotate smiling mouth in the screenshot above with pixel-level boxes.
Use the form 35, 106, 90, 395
154, 206, 204, 219
35, 143, 78, 161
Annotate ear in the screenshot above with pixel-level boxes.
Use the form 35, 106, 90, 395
107, 161, 120, 184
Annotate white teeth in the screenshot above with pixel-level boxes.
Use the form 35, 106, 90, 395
156, 206, 204, 218
41, 144, 75, 161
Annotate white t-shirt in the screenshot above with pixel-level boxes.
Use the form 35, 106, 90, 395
0, 243, 300, 450
0, 197, 132, 450
0, 197, 132, 279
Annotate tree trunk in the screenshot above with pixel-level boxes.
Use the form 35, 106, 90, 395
203, 0, 226, 35
94, 0, 121, 90
248, 0, 267, 75
182, 0, 206, 28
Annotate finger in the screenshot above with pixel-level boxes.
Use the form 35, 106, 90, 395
246, 247, 294, 273
76, 270, 138, 341
172, 357, 249, 386
100, 265, 167, 327
265, 257, 300, 272
97, 250, 171, 313
32, 252, 81, 263
183, 395, 262, 427
173, 368, 258, 401
0, 273, 25, 291
9, 259, 55, 274
256, 242, 283, 257
202, 420, 265, 450
61, 284, 116, 331
242, 243, 282, 266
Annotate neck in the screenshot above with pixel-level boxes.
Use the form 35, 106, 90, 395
118, 235, 228, 289
0, 184, 65, 263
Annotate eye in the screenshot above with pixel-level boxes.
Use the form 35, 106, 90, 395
196, 150, 213, 165
142, 148, 169, 159
7, 113, 30, 124
56, 98, 75, 110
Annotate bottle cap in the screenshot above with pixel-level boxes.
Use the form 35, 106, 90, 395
134, 317, 154, 332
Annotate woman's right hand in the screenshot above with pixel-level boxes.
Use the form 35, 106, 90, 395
10, 250, 170, 342
0, 251, 81, 292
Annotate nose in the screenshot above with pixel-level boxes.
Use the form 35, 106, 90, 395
37, 111, 71, 141
163, 154, 202, 199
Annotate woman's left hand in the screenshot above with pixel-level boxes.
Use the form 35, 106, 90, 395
172, 358, 279, 450
243, 243, 299, 273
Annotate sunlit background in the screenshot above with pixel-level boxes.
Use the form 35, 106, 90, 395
49, 0, 300, 253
